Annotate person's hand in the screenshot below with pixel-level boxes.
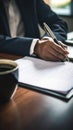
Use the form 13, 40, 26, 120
34, 38, 69, 61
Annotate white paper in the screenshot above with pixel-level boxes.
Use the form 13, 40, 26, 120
16, 56, 73, 95
67, 31, 73, 40
68, 46, 73, 59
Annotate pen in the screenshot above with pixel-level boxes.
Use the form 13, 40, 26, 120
43, 22, 61, 45
43, 22, 69, 61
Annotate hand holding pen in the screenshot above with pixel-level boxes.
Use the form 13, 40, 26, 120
43, 22, 69, 61
34, 23, 69, 61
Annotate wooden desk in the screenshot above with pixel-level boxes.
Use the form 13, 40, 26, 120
0, 53, 73, 130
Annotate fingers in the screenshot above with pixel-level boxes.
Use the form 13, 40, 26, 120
47, 46, 66, 61
34, 39, 69, 61
46, 41, 68, 61
50, 40, 69, 55
42, 44, 66, 61
58, 41, 68, 49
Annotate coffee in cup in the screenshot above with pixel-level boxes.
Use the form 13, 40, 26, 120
0, 59, 19, 103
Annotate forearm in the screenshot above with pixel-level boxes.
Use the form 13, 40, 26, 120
0, 35, 33, 56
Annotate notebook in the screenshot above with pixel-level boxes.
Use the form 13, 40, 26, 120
16, 56, 73, 101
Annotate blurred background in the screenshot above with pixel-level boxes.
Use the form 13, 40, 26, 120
44, 0, 73, 32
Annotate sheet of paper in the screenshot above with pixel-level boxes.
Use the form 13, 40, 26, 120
16, 56, 73, 95
68, 46, 73, 59
67, 31, 73, 40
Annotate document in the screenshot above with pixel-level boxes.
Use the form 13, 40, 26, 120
68, 46, 73, 60
16, 56, 73, 100
65, 31, 73, 46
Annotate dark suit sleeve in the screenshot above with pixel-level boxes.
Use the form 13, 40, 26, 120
0, 35, 33, 56
36, 0, 68, 42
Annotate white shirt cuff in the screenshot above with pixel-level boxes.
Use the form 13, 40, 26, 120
30, 39, 39, 55
43, 36, 50, 39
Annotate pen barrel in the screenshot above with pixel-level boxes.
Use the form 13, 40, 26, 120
54, 38, 60, 45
